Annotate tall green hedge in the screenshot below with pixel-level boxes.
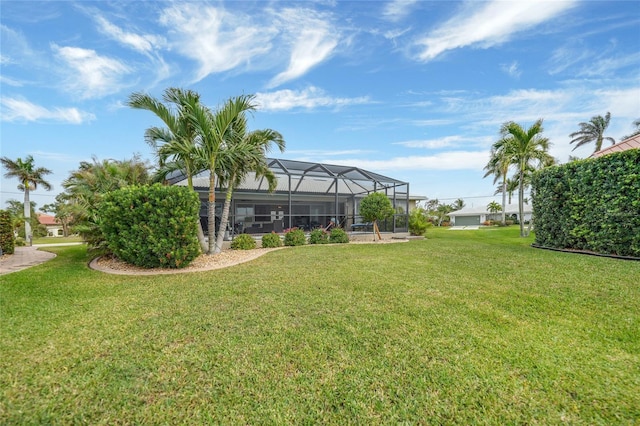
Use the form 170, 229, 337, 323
532, 149, 640, 257
99, 184, 201, 268
0, 210, 15, 255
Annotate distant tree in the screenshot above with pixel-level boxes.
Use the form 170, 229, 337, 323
42, 193, 74, 237
494, 119, 553, 237
435, 203, 453, 226
569, 112, 615, 153
494, 177, 519, 204
487, 201, 502, 221
4, 199, 39, 237
484, 145, 511, 225
0, 155, 52, 245
621, 118, 640, 140
451, 198, 465, 211
359, 192, 394, 240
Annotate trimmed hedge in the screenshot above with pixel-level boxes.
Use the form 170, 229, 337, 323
329, 228, 349, 243
0, 210, 15, 255
532, 149, 640, 257
99, 184, 201, 268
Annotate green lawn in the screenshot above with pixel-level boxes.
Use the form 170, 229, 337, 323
32, 235, 84, 245
1, 227, 639, 424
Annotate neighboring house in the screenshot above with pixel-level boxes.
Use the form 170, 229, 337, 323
37, 214, 63, 237
448, 203, 533, 226
169, 158, 423, 234
591, 134, 640, 158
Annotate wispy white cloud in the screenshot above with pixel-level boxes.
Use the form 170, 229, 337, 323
331, 151, 489, 171
255, 86, 371, 111
382, 0, 419, 22
52, 44, 131, 99
577, 52, 640, 77
500, 61, 521, 79
94, 15, 165, 54
268, 8, 339, 88
159, 3, 274, 82
0, 97, 95, 124
546, 42, 592, 75
394, 135, 487, 149
414, 1, 577, 61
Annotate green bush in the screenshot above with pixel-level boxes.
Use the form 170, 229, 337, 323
232, 233, 257, 250
329, 228, 349, 244
309, 228, 329, 244
408, 208, 429, 236
14, 237, 26, 247
532, 150, 640, 257
284, 228, 306, 246
0, 210, 15, 255
99, 184, 201, 268
261, 232, 282, 248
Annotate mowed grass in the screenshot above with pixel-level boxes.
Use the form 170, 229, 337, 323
1, 228, 638, 424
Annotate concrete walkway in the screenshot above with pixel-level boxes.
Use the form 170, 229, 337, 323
0, 243, 82, 276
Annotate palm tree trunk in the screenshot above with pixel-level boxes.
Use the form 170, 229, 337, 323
501, 178, 507, 226
197, 221, 207, 253
518, 170, 525, 237
214, 183, 234, 254
207, 170, 216, 254
24, 186, 32, 246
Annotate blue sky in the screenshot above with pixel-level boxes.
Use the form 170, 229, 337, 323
1, 0, 639, 210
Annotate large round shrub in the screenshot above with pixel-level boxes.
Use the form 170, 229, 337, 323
309, 228, 329, 244
232, 233, 257, 250
284, 228, 306, 246
329, 228, 349, 244
261, 232, 282, 248
99, 184, 200, 268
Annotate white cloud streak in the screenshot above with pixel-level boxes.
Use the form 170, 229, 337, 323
159, 3, 274, 82
382, 0, 419, 22
94, 15, 165, 54
1, 97, 95, 124
255, 86, 371, 111
414, 1, 577, 61
331, 151, 490, 171
52, 44, 131, 99
268, 8, 339, 88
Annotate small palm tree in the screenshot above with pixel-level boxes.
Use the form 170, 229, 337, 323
188, 94, 257, 255
1, 155, 52, 245
484, 146, 511, 225
569, 112, 615, 153
451, 198, 465, 211
213, 114, 285, 253
487, 201, 502, 222
494, 119, 553, 237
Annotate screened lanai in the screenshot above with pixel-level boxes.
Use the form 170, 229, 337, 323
169, 158, 410, 235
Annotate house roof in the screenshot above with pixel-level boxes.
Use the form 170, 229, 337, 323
38, 214, 58, 226
448, 203, 532, 217
169, 157, 413, 198
591, 134, 640, 158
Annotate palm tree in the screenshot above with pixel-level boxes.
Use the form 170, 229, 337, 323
621, 118, 640, 140
494, 177, 519, 204
494, 119, 553, 237
62, 156, 151, 250
569, 112, 615, 153
214, 114, 285, 253
1, 155, 52, 245
451, 198, 465, 211
127, 88, 208, 252
188, 94, 257, 255
487, 201, 502, 222
484, 146, 511, 225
